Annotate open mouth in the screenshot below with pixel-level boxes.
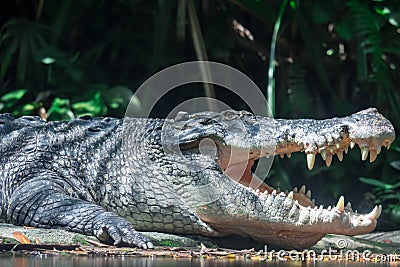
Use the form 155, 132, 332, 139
215, 139, 387, 218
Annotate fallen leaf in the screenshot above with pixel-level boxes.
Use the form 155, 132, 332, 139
12, 232, 30, 244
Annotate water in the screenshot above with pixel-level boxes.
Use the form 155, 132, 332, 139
0, 255, 399, 267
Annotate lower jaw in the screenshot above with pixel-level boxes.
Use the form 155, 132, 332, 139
251, 232, 325, 249
208, 221, 326, 249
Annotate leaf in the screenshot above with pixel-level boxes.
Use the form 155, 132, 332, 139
390, 160, 400, 171
0, 89, 27, 102
359, 177, 394, 190
230, 0, 276, 25
389, 205, 400, 223
380, 194, 400, 202
12, 231, 30, 244
47, 97, 75, 121
72, 92, 107, 117
335, 18, 354, 41
296, 9, 332, 92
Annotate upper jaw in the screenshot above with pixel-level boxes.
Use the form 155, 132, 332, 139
273, 108, 395, 170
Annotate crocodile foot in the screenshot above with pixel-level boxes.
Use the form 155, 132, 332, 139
94, 212, 154, 249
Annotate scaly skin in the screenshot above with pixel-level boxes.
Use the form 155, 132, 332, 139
0, 108, 395, 249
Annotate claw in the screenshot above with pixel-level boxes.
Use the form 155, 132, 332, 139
287, 191, 294, 199
306, 190, 312, 199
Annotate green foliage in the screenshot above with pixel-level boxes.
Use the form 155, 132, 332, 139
72, 235, 89, 245
158, 240, 181, 247
0, 18, 51, 85
360, 147, 400, 225
0, 89, 40, 116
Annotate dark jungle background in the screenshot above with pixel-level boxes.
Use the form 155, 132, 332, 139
1, 0, 400, 230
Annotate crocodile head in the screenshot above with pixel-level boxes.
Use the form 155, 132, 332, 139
165, 108, 395, 249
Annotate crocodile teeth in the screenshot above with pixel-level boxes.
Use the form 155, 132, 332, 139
286, 153, 291, 158
344, 147, 348, 154
336, 151, 343, 161
312, 199, 315, 204
300, 185, 306, 194
370, 149, 377, 162
327, 206, 332, 211
345, 202, 352, 211
320, 149, 327, 160
361, 147, 369, 161
287, 191, 294, 199
329, 146, 334, 153
350, 141, 356, 149
279, 154, 284, 159
272, 190, 277, 195
293, 187, 298, 193
376, 146, 381, 155
306, 190, 312, 199
336, 196, 345, 212
336, 143, 340, 149
365, 205, 382, 220
306, 153, 315, 170
325, 154, 332, 167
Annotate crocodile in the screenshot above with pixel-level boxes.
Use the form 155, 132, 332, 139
0, 108, 395, 249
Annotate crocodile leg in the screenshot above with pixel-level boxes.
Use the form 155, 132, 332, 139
7, 178, 154, 249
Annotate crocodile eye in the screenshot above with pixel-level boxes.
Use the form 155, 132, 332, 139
88, 126, 102, 132
199, 118, 217, 125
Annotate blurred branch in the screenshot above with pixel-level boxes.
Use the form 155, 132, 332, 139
187, 0, 216, 111
176, 0, 187, 41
